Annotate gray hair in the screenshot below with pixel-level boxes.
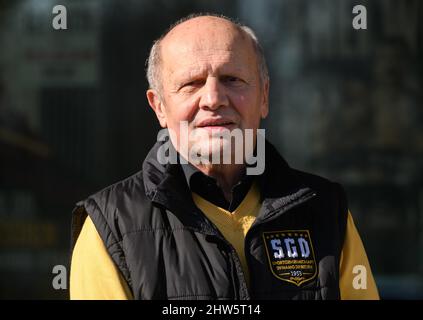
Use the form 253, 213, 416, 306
146, 13, 269, 93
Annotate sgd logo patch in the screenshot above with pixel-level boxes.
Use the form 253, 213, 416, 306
263, 230, 317, 286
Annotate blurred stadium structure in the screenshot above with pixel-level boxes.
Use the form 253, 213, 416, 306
0, 0, 422, 299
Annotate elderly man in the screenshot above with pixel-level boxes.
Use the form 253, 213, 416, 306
70, 14, 379, 300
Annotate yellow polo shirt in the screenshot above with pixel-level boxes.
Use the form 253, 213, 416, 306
70, 182, 379, 300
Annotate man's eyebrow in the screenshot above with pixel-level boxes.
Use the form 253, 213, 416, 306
174, 66, 249, 80
177, 70, 207, 80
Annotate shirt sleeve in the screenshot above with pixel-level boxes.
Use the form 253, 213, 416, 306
70, 215, 133, 300
339, 211, 380, 300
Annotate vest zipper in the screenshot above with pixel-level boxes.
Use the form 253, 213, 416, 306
198, 211, 251, 300
208, 231, 251, 300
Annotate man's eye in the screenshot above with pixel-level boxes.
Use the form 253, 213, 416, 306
182, 80, 204, 88
222, 76, 243, 84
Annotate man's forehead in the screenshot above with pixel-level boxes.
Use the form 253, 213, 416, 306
162, 45, 256, 80
161, 16, 249, 54
156, 16, 259, 83
163, 16, 242, 42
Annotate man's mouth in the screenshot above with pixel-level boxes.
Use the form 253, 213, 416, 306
196, 118, 236, 130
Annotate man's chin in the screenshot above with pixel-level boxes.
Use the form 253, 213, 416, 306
191, 137, 231, 150
188, 138, 241, 165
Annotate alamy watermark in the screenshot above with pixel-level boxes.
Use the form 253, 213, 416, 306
52, 5, 67, 30
51, 3, 368, 31
352, 5, 367, 30
52, 265, 67, 290
155, 121, 266, 175
352, 264, 368, 290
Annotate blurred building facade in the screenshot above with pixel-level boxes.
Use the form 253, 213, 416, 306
0, 0, 422, 299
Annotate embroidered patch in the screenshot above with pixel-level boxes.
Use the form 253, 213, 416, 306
262, 230, 317, 286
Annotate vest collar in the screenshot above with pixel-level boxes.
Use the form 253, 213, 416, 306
142, 139, 219, 235
255, 141, 317, 223
142, 137, 317, 229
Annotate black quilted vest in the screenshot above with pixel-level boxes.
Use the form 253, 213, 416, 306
71, 140, 348, 300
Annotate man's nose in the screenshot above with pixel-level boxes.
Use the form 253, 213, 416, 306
198, 77, 229, 110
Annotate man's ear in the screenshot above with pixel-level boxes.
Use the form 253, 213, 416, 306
146, 89, 167, 128
260, 79, 269, 119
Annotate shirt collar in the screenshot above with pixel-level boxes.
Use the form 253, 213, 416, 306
169, 141, 254, 211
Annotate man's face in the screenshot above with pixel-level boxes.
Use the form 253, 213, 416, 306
147, 17, 269, 164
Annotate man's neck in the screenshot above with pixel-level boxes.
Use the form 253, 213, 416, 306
192, 163, 246, 203
169, 141, 248, 202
